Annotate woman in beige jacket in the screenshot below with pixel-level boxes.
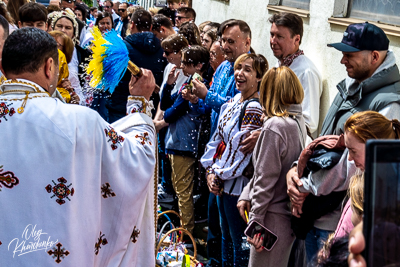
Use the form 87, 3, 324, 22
238, 66, 307, 267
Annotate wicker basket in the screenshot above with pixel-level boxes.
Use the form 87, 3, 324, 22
156, 227, 199, 267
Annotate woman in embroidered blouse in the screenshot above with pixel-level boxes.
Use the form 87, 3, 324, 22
201, 53, 268, 266
237, 66, 306, 267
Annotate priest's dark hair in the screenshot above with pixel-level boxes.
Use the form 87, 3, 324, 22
2, 28, 58, 75
0, 14, 9, 40
18, 2, 48, 23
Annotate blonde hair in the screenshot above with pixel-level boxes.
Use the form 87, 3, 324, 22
259, 66, 304, 118
148, 7, 160, 16
344, 111, 400, 142
49, 30, 74, 64
349, 172, 364, 216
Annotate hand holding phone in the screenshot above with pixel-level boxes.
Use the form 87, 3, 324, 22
244, 220, 278, 251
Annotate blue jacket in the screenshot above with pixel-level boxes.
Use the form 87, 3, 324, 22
190, 60, 239, 137
161, 82, 201, 157
108, 32, 166, 114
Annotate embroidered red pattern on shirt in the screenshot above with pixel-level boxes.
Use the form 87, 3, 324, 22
131, 226, 140, 243
101, 183, 116, 198
47, 242, 70, 263
45, 177, 75, 205
0, 102, 16, 123
0, 165, 19, 191
95, 232, 108, 255
104, 126, 125, 150
135, 132, 152, 146
282, 50, 304, 67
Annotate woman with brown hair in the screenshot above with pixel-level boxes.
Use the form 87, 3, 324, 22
313, 111, 400, 266
6, 0, 26, 26
201, 53, 268, 266
201, 28, 217, 51
238, 66, 307, 267
178, 21, 201, 46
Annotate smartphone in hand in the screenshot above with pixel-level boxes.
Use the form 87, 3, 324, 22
364, 140, 400, 266
244, 220, 278, 251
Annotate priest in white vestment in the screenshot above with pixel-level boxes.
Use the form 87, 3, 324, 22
0, 28, 156, 266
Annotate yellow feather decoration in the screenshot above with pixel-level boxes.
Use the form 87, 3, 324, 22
86, 26, 107, 88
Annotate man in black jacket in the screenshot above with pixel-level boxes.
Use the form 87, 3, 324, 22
108, 9, 166, 122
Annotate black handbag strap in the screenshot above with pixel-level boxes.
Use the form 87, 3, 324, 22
239, 98, 260, 131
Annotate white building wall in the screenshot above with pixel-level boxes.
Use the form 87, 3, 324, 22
192, 0, 400, 133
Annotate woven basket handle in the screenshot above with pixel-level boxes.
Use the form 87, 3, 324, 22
157, 210, 183, 227
156, 227, 197, 260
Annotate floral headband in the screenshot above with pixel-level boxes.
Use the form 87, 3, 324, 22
49, 8, 79, 45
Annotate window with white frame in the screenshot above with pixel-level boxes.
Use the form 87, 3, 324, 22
280, 0, 310, 10
349, 0, 400, 25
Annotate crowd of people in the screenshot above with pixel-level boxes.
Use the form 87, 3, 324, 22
0, 0, 398, 266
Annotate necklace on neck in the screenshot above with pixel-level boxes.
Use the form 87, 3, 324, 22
240, 90, 258, 103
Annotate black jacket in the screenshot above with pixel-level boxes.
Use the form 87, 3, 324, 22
113, 17, 130, 39
108, 32, 166, 115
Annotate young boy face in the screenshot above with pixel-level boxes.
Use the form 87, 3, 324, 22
180, 54, 201, 76
167, 1, 180, 10
19, 21, 47, 31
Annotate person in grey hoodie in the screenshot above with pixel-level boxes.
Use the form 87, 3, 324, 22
238, 66, 307, 267
108, 9, 166, 122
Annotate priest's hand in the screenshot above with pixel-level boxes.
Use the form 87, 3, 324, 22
129, 69, 155, 101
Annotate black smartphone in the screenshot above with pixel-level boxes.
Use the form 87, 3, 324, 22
244, 220, 278, 251
364, 140, 400, 266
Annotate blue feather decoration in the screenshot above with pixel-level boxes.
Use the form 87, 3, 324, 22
101, 29, 129, 94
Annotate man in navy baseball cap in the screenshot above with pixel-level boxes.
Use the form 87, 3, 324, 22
327, 22, 390, 82
328, 22, 389, 52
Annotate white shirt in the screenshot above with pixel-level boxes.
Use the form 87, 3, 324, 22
160, 63, 189, 96
0, 79, 156, 266
201, 94, 263, 196
278, 55, 322, 135
68, 47, 85, 105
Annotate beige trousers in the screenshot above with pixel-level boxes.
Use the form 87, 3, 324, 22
168, 154, 195, 234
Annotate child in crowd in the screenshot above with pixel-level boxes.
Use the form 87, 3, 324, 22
156, 34, 189, 203
160, 45, 210, 235
180, 0, 189, 7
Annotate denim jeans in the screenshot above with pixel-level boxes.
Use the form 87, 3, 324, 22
207, 193, 222, 266
217, 193, 249, 267
305, 226, 331, 262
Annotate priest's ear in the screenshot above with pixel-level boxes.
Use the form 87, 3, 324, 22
44, 55, 59, 93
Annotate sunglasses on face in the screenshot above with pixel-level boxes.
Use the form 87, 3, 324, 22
64, 0, 75, 3
118, 9, 126, 12
103, 5, 111, 8
176, 16, 188, 20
